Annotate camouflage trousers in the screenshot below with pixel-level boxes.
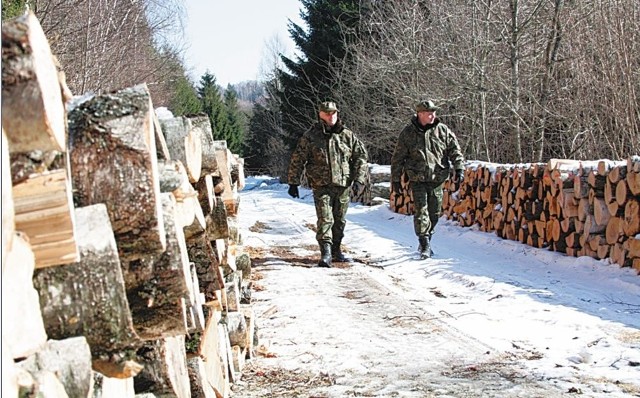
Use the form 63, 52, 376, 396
312, 185, 350, 245
410, 181, 444, 237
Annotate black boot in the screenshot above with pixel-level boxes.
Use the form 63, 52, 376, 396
318, 242, 332, 267
418, 235, 431, 259
332, 241, 348, 262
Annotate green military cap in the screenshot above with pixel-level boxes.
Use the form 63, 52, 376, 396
415, 100, 440, 112
319, 101, 339, 112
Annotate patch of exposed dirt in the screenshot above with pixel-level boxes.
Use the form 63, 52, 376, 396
230, 363, 334, 398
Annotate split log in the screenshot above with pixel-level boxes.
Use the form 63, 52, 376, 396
198, 311, 229, 398
623, 238, 640, 259
225, 312, 248, 349
187, 233, 225, 304
628, 156, 640, 173
187, 114, 219, 175
1, 12, 66, 153
239, 305, 256, 359
187, 356, 217, 398
171, 160, 199, 229
20, 337, 93, 398
92, 372, 135, 398
186, 262, 206, 333
628, 171, 640, 196
231, 154, 245, 191
158, 159, 185, 193
231, 346, 246, 377
2, 130, 15, 271
194, 174, 216, 214
32, 204, 141, 358
69, 84, 166, 261
225, 271, 242, 312
160, 116, 202, 183
605, 217, 626, 245
623, 199, 640, 237
12, 169, 79, 267
2, 232, 47, 359
153, 110, 171, 161
134, 336, 191, 398
207, 197, 230, 240
122, 194, 192, 340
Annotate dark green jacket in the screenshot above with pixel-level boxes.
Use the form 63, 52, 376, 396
288, 120, 368, 189
391, 117, 464, 184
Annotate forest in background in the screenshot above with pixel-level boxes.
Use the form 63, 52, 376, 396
3, 0, 639, 177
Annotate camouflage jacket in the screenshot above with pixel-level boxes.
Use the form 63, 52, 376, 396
390, 117, 464, 185
288, 120, 368, 189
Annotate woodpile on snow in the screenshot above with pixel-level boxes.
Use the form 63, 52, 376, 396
386, 159, 640, 274
3, 12, 254, 398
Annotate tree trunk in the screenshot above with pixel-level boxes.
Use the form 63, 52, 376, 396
187, 115, 219, 175
69, 84, 166, 261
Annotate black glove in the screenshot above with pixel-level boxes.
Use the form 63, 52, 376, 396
288, 184, 299, 198
455, 169, 464, 183
352, 181, 364, 192
392, 181, 402, 193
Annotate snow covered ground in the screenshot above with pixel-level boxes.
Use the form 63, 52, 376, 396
231, 176, 640, 398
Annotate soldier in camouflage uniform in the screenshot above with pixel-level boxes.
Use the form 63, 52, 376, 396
287, 101, 368, 267
391, 100, 465, 259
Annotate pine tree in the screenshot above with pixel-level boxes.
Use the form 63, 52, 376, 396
197, 71, 228, 141
223, 85, 245, 155
278, 0, 361, 150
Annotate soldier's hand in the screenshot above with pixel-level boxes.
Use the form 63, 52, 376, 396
392, 181, 403, 193
288, 184, 299, 198
352, 181, 364, 192
455, 169, 464, 183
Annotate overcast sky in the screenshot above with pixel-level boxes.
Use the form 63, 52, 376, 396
183, 0, 304, 87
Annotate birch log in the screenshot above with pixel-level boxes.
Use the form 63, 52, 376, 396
1, 12, 66, 153
160, 116, 202, 183
122, 194, 191, 340
32, 204, 141, 357
2, 232, 47, 359
134, 336, 191, 398
69, 84, 165, 260
187, 114, 219, 175
2, 130, 15, 272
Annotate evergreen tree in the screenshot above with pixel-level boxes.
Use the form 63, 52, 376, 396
169, 75, 202, 116
278, 0, 361, 150
223, 85, 245, 155
197, 72, 228, 141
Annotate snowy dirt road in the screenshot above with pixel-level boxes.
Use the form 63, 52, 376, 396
229, 179, 640, 398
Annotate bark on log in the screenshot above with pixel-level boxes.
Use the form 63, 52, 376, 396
12, 169, 79, 267
122, 194, 192, 340
160, 116, 202, 183
69, 84, 165, 261
187, 356, 217, 398
32, 204, 141, 357
207, 197, 230, 240
2, 232, 47, 359
134, 336, 191, 398
187, 114, 219, 175
1, 12, 66, 153
153, 111, 171, 161
225, 312, 248, 349
158, 160, 185, 193
187, 233, 225, 304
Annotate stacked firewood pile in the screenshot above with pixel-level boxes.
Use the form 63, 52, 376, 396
350, 164, 391, 205
2, 12, 255, 398
436, 159, 640, 273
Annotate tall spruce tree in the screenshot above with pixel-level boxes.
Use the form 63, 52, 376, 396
278, 0, 361, 150
223, 85, 245, 155
197, 72, 228, 141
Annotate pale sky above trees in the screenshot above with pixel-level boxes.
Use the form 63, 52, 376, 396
183, 0, 304, 86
